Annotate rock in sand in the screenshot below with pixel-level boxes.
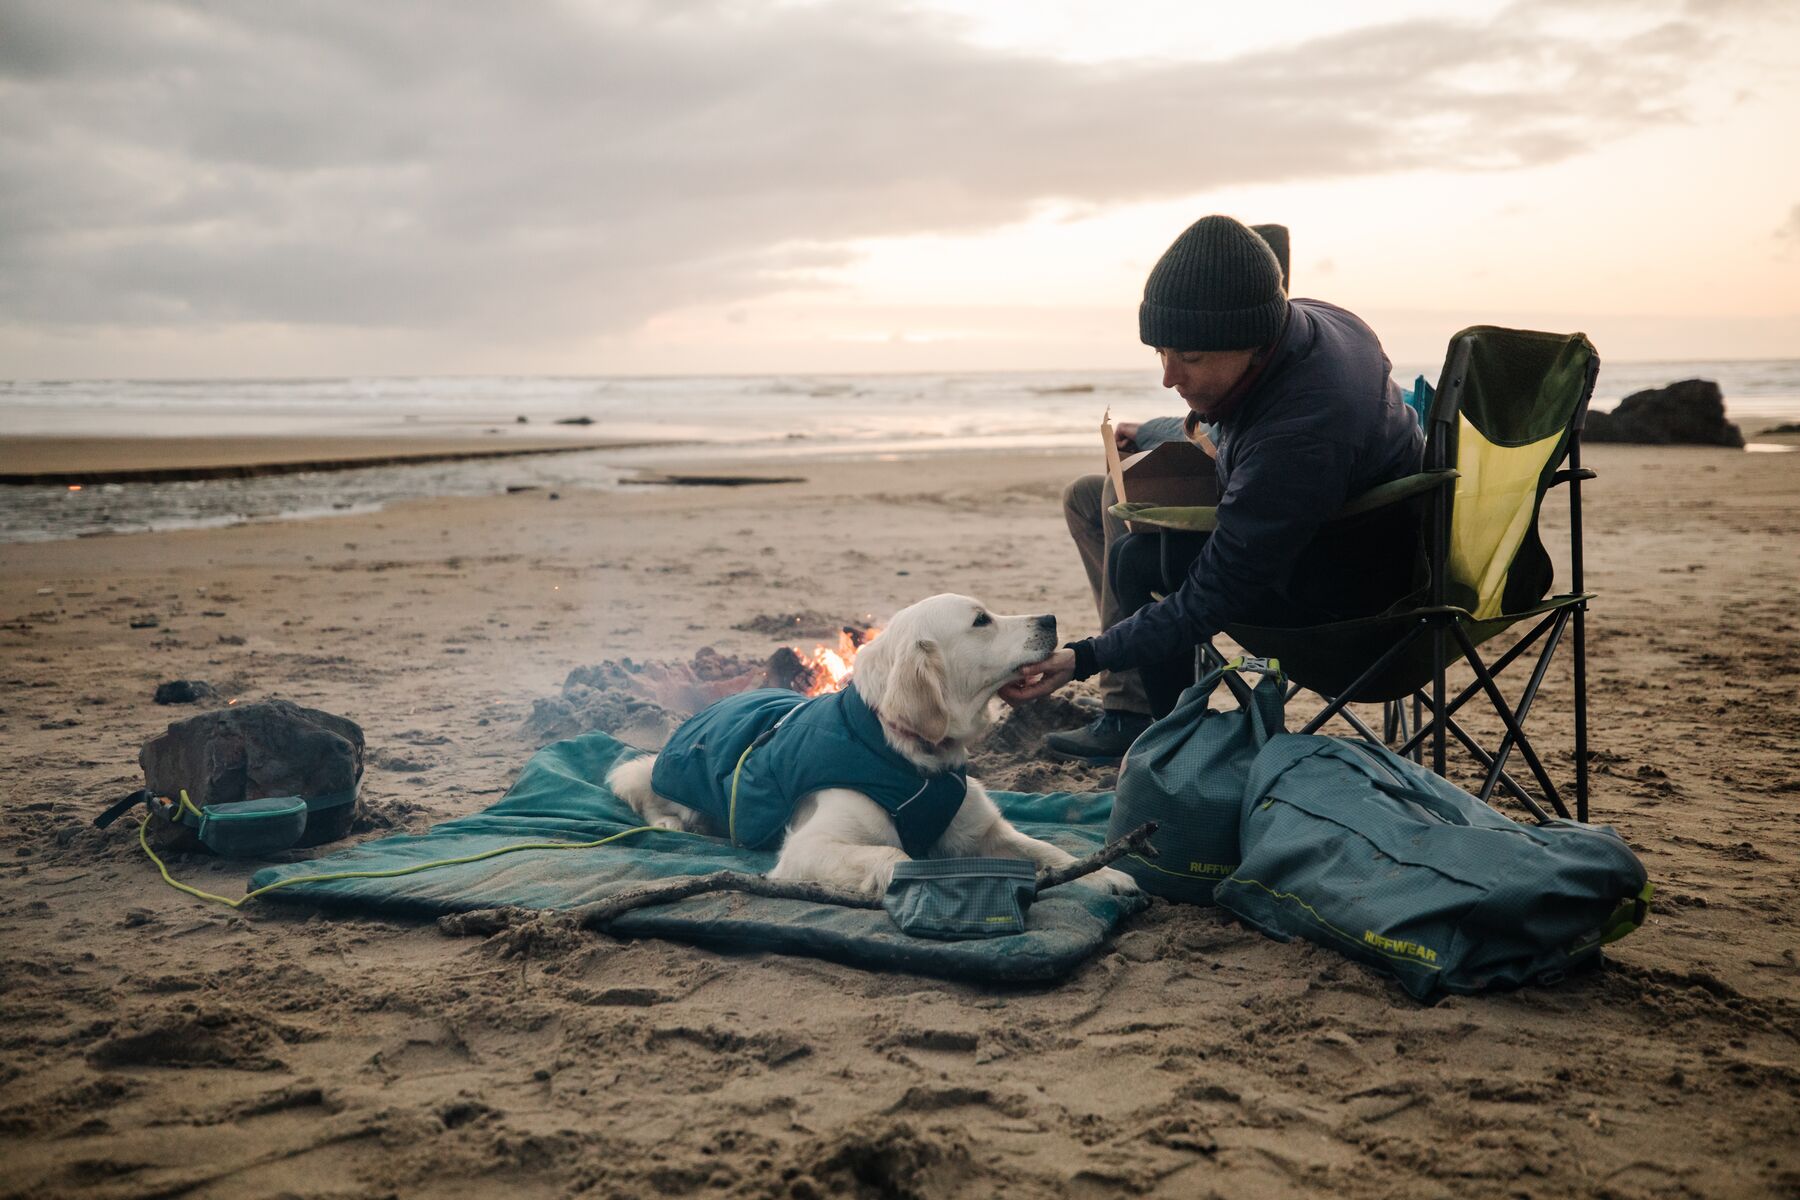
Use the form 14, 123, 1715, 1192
1585, 379, 1744, 447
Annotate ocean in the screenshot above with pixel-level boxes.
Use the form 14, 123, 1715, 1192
4, 359, 1796, 543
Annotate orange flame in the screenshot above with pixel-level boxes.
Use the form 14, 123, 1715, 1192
794, 626, 879, 696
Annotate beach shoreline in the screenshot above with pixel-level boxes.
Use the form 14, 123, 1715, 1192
3, 442, 1797, 1197
0, 432, 680, 483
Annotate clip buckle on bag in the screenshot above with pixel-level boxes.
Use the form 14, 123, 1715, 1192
1107, 655, 1286, 904
883, 857, 1039, 939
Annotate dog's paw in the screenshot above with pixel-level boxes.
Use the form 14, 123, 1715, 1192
1076, 866, 1140, 895
863, 857, 901, 898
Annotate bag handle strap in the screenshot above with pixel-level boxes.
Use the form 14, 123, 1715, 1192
1197, 653, 1284, 703
94, 788, 151, 830
1367, 778, 1475, 827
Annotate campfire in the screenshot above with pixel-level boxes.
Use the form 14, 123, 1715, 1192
528, 617, 885, 746
787, 625, 880, 696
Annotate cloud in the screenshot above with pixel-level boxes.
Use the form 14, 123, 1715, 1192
0, 0, 1713, 345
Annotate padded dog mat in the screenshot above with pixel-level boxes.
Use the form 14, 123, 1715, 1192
250, 731, 1147, 983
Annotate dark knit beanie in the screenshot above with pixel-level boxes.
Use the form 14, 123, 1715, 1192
1139, 216, 1288, 351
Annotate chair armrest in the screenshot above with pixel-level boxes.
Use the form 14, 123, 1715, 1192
1108, 468, 1458, 532
1550, 467, 1596, 486
1107, 502, 1220, 532
1333, 469, 1459, 519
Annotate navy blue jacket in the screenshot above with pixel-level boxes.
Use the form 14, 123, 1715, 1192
649, 685, 968, 857
1086, 299, 1422, 674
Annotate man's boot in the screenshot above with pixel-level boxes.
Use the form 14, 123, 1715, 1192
1043, 710, 1154, 765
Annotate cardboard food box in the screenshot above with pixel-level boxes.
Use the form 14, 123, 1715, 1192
1102, 411, 1220, 532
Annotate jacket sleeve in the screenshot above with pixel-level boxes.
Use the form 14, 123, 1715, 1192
1088, 419, 1359, 673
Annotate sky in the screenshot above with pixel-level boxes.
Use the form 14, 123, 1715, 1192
1, 0, 1796, 379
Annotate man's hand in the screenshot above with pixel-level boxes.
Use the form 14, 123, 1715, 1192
1113, 421, 1141, 454
997, 648, 1077, 706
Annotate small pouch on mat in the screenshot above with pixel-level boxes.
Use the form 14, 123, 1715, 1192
196, 795, 309, 857
883, 858, 1038, 940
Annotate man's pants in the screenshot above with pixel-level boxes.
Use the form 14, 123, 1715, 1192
1061, 473, 1150, 716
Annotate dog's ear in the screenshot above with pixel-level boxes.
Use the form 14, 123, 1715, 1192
879, 637, 952, 744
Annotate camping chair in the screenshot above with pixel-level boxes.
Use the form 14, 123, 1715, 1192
1112, 326, 1601, 823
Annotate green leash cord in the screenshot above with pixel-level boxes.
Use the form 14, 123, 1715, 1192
138, 788, 676, 911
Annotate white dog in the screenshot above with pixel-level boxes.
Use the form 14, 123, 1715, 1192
607, 594, 1138, 899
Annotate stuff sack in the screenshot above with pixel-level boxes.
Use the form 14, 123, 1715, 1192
1215, 734, 1652, 1000
96, 699, 364, 856
1106, 657, 1285, 904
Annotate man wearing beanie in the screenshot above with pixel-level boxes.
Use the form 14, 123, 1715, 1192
1005, 215, 1423, 760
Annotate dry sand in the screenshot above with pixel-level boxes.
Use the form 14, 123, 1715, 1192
1, 441, 1797, 1199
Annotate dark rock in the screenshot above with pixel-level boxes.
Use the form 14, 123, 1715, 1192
154, 680, 220, 705
1584, 379, 1744, 447
138, 699, 363, 847
515, 415, 529, 423
554, 416, 595, 426
1761, 421, 1800, 435
128, 614, 159, 629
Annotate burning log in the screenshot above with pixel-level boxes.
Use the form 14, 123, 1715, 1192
785, 625, 878, 696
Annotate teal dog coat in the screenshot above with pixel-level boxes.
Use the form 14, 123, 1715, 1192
649, 685, 969, 857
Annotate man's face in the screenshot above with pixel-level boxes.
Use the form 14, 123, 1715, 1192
1157, 347, 1257, 419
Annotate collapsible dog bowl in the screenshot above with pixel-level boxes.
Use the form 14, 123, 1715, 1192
195, 795, 310, 857
882, 857, 1038, 939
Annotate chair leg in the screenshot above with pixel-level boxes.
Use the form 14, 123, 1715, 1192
1431, 620, 1448, 778
1311, 698, 1386, 746
1574, 601, 1590, 823
1443, 714, 1553, 823
1298, 620, 1428, 737
1450, 624, 1569, 819
1475, 611, 1570, 807
1398, 612, 1559, 759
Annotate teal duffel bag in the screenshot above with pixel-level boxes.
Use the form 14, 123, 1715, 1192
1215, 734, 1652, 1000
1107, 656, 1286, 904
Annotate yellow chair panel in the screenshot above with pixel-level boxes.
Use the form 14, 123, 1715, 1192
1449, 414, 1563, 620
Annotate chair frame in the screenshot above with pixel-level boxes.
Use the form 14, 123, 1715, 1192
1175, 334, 1601, 823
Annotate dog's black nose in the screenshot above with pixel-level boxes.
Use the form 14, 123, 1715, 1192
1035, 614, 1056, 632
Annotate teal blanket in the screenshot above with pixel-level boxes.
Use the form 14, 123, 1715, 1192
250, 732, 1146, 983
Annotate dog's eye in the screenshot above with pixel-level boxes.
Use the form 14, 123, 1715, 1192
972, 611, 992, 627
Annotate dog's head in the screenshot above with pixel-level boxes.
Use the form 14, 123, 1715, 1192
851, 594, 1057, 769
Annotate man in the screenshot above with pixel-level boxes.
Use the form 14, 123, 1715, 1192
1006, 215, 1423, 760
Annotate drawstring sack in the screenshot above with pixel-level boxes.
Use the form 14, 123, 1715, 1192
1216, 734, 1652, 999
1106, 656, 1286, 904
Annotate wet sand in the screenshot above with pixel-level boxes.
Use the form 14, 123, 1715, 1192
1, 441, 1797, 1198
0, 433, 669, 484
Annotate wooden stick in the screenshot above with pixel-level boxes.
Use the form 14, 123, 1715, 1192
1034, 821, 1157, 893
437, 821, 1159, 938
